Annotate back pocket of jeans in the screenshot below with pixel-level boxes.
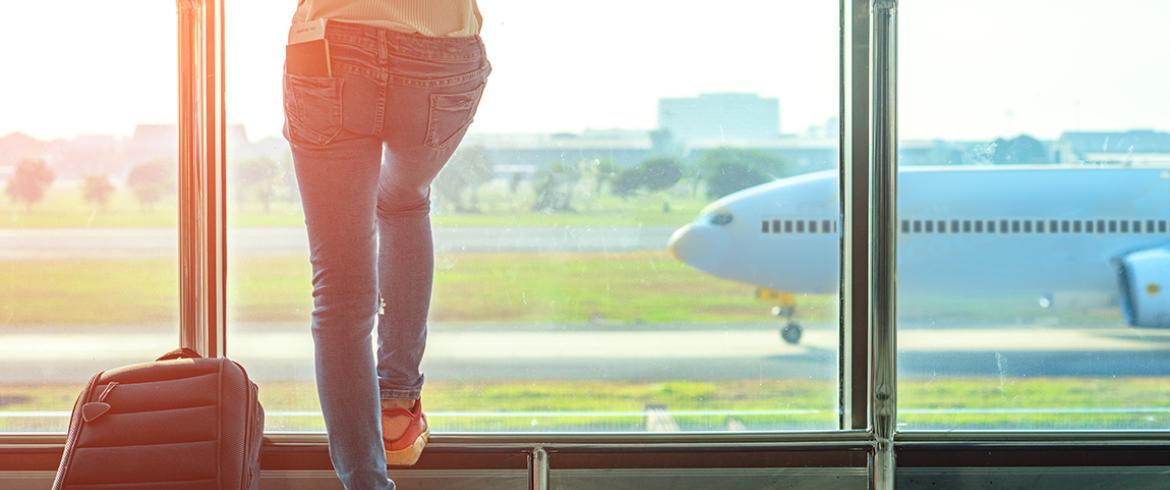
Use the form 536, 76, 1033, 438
284, 73, 345, 146
425, 84, 485, 149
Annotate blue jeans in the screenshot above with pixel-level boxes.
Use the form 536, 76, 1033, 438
282, 20, 489, 490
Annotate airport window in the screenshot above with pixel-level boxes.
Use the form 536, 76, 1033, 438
11, 4, 1170, 488
0, 1, 182, 434
899, 0, 1170, 433
218, 0, 843, 436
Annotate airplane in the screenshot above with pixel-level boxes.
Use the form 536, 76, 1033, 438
667, 165, 1170, 344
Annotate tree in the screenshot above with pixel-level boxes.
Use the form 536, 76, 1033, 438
236, 158, 280, 213
5, 158, 55, 211
434, 145, 493, 212
696, 148, 787, 199
637, 157, 683, 192
126, 161, 174, 211
531, 160, 581, 212
82, 175, 115, 211
607, 157, 683, 199
508, 171, 524, 195
991, 135, 1049, 164
609, 167, 642, 198
589, 159, 618, 194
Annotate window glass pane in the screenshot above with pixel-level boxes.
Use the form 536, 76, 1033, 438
900, 0, 1170, 429
0, 2, 178, 433
226, 0, 840, 433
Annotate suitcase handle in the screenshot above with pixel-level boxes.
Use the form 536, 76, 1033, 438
157, 347, 203, 361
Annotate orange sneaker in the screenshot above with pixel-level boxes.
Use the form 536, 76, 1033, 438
382, 399, 429, 466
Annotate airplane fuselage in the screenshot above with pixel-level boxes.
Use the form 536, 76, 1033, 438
669, 166, 1170, 314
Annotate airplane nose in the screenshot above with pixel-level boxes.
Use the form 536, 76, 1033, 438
668, 223, 722, 272
667, 224, 695, 262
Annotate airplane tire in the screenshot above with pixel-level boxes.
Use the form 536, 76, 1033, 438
780, 323, 803, 345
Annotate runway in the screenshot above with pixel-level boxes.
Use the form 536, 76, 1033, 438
0, 226, 680, 258
2, 323, 1169, 385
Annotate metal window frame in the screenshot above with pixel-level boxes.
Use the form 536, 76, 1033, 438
4, 1, 1170, 490
178, 0, 228, 359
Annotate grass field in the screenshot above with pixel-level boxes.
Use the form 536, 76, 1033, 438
0, 249, 1125, 328
2, 378, 1167, 433
2, 251, 822, 327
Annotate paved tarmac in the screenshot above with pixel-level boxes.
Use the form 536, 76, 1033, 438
2, 323, 1168, 385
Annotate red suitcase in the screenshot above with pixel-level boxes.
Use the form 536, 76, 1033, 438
52, 347, 264, 489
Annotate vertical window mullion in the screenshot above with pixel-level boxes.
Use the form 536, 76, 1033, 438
871, 0, 899, 488
178, 0, 228, 358
840, 0, 874, 434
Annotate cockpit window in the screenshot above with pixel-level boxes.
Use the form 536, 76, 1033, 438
707, 213, 734, 226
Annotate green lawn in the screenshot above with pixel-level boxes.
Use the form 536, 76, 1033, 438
0, 250, 1123, 328
2, 251, 808, 327
2, 378, 1166, 433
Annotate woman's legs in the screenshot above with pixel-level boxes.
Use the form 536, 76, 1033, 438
291, 135, 395, 490
373, 147, 445, 406
373, 48, 488, 408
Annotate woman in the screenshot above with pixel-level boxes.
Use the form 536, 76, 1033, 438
282, 1, 488, 488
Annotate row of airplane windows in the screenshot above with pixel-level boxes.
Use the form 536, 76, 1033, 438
762, 219, 1170, 235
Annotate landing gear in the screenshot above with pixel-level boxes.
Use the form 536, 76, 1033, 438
771, 304, 803, 345
781, 322, 803, 345
759, 288, 803, 345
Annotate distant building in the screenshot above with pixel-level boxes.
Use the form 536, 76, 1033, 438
682, 137, 837, 173
1056, 130, 1170, 164
462, 129, 655, 176
658, 93, 780, 142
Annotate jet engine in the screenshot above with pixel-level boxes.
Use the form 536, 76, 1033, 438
1117, 247, 1170, 328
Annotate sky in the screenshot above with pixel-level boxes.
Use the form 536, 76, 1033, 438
0, 0, 1167, 142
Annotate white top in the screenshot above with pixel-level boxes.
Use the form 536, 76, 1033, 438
293, 0, 482, 38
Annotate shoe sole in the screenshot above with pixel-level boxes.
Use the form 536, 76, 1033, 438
386, 427, 429, 467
